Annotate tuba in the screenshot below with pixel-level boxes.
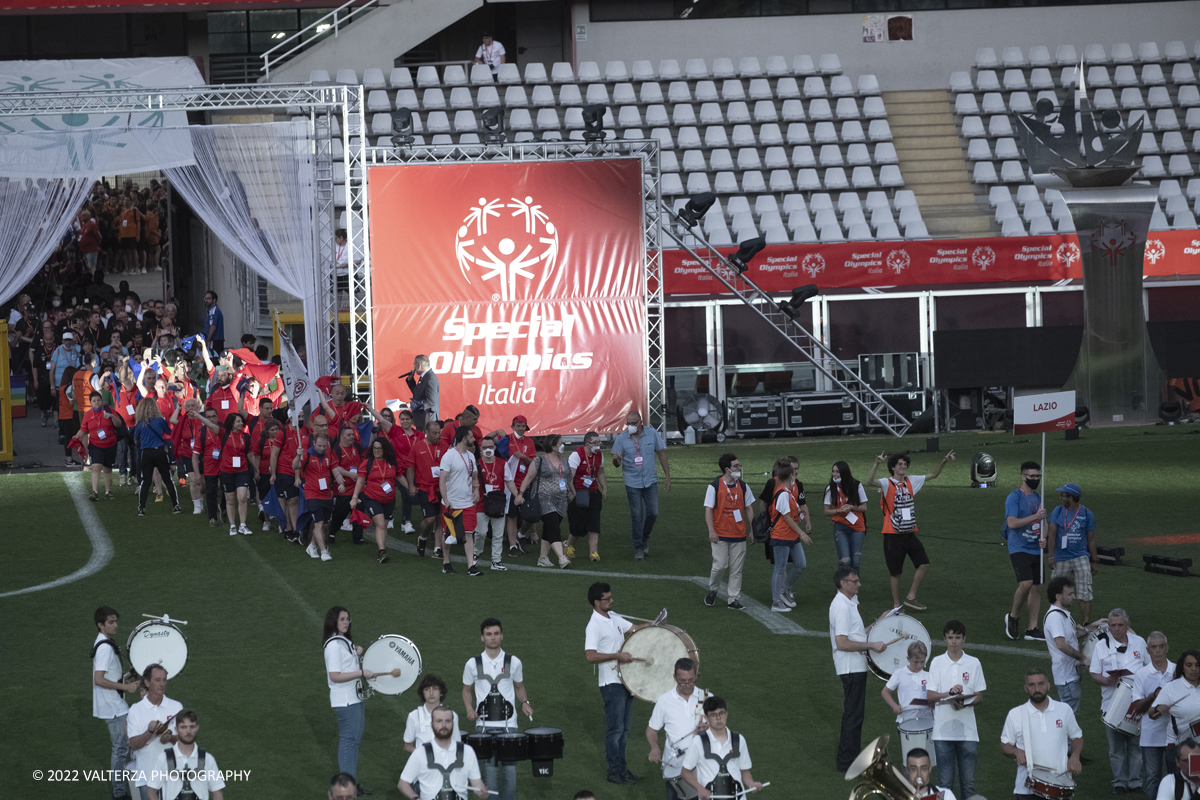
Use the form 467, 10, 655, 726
846, 735, 920, 800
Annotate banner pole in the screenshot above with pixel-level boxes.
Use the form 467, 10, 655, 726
1040, 430, 1046, 584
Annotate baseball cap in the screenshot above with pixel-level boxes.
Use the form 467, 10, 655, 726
512, 414, 530, 428
62, 332, 74, 340
1055, 482, 1081, 498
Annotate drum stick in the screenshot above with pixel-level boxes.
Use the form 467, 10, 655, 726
622, 614, 661, 624
142, 613, 188, 625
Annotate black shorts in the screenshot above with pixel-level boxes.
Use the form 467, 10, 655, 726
362, 497, 395, 520
419, 489, 441, 519
883, 532, 929, 576
177, 455, 193, 476
275, 473, 298, 499
257, 473, 273, 499
88, 444, 117, 468
307, 498, 335, 522
567, 493, 603, 537
1010, 551, 1044, 584
119, 238, 136, 250
219, 471, 250, 492
541, 511, 564, 543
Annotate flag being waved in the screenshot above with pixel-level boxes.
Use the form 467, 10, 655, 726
275, 313, 322, 425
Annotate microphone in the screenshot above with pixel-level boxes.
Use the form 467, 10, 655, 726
398, 369, 415, 379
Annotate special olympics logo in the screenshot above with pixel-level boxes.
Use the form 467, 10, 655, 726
1145, 239, 1166, 264
1092, 220, 1136, 266
801, 253, 826, 278
971, 246, 996, 271
886, 249, 910, 274
455, 196, 560, 301
1057, 242, 1081, 268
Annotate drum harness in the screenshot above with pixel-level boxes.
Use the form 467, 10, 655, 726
475, 654, 515, 726
701, 732, 744, 800
91, 636, 135, 683
327, 635, 368, 700
164, 747, 207, 800
424, 741, 467, 800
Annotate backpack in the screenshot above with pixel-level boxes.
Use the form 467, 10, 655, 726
751, 488, 787, 544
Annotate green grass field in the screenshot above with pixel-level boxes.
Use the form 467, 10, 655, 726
2, 426, 1198, 800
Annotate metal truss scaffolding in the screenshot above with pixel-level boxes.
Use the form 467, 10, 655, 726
358, 139, 667, 432
659, 212, 912, 438
0, 84, 361, 381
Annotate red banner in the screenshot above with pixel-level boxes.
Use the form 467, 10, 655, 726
662, 230, 1200, 295
368, 160, 647, 435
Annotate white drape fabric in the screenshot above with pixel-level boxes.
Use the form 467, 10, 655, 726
132, 121, 323, 364
0, 130, 105, 308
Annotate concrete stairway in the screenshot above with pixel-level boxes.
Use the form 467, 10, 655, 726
884, 89, 995, 239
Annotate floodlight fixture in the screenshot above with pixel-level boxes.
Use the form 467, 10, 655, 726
1143, 553, 1193, 578
582, 103, 608, 141
778, 284, 818, 319
970, 452, 996, 487
728, 237, 765, 273
481, 106, 506, 144
678, 192, 716, 228
390, 108, 414, 146
1096, 546, 1125, 567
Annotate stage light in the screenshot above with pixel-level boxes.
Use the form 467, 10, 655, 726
1143, 553, 1192, 577
971, 452, 996, 487
1159, 402, 1183, 424
582, 104, 608, 141
1075, 406, 1090, 427
390, 108, 414, 146
481, 106, 505, 144
728, 237, 765, 273
678, 192, 715, 228
1096, 546, 1125, 567
778, 284, 818, 319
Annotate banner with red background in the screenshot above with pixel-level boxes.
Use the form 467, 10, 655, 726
662, 229, 1200, 294
368, 160, 646, 436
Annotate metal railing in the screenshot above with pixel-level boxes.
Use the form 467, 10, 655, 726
260, 0, 380, 79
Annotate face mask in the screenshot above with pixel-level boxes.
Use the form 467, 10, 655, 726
125, 305, 132, 312
1025, 477, 1040, 490
557, 444, 565, 453
52, 300, 61, 308
833, 477, 841, 483
626, 424, 637, 434
482, 448, 495, 457
730, 470, 742, 480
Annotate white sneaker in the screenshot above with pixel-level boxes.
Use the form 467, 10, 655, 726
306, 541, 319, 558
782, 593, 797, 609
536, 556, 553, 567
341, 520, 352, 532
386, 519, 394, 529
229, 525, 238, 536
118, 474, 127, 486
192, 501, 203, 515
491, 562, 508, 571
262, 520, 271, 532
238, 523, 253, 536
445, 535, 458, 546
320, 549, 333, 562
402, 522, 415, 534
771, 603, 792, 613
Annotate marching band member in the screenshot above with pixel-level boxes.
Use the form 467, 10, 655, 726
1001, 668, 1083, 800
462, 618, 531, 800
92, 606, 140, 800
647, 657, 709, 800
126, 664, 183, 800
145, 710, 226, 800
323, 606, 376, 794
905, 748, 956, 800
584, 582, 649, 785
1150, 651, 1200, 773
882, 641, 933, 730
680, 696, 763, 800
926, 620, 986, 800
1156, 739, 1199, 800
1134, 633, 1176, 800
1043, 576, 1100, 714
398, 707, 488, 800
830, 566, 887, 772
406, 675, 462, 753
1090, 608, 1150, 795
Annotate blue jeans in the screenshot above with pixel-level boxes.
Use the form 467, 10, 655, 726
1106, 725, 1142, 789
335, 702, 365, 777
1056, 680, 1081, 714
770, 539, 806, 604
934, 739, 977, 800
1143, 746, 1167, 800
116, 436, 132, 476
625, 484, 659, 551
482, 755, 517, 800
600, 683, 634, 778
833, 523, 864, 573
105, 714, 131, 797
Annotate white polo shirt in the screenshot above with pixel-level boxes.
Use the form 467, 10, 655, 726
1000, 699, 1082, 795
400, 740, 481, 800
829, 591, 867, 675
463, 650, 524, 729
324, 636, 361, 708
681, 729, 752, 788
929, 652, 986, 742
584, 610, 632, 687
403, 705, 462, 748
1089, 631, 1149, 713
885, 667, 934, 726
649, 687, 707, 778
1157, 677, 1200, 746
126, 694, 183, 787
145, 744, 226, 800
92, 633, 128, 720
1043, 606, 1080, 687
1132, 661, 1176, 747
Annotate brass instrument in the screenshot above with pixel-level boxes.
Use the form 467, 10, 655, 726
846, 735, 920, 800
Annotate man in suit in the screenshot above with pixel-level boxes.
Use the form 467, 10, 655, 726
407, 354, 440, 430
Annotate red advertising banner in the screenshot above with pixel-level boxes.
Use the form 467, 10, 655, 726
368, 160, 647, 435
662, 229, 1200, 295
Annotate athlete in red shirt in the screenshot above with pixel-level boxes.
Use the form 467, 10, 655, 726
270, 422, 310, 539
320, 383, 363, 432
505, 415, 537, 555
407, 419, 447, 558
190, 407, 225, 525
564, 432, 608, 561
329, 426, 364, 544
205, 369, 241, 425
249, 415, 282, 532
197, 412, 254, 536
169, 397, 206, 515
351, 436, 400, 564
295, 431, 337, 561
73, 390, 121, 500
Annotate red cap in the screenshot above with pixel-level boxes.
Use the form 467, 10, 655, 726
512, 415, 530, 428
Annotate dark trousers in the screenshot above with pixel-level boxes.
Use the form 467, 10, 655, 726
400, 485, 415, 525
138, 448, 178, 509
204, 475, 222, 521
600, 683, 634, 779
330, 495, 362, 542
837, 671, 867, 770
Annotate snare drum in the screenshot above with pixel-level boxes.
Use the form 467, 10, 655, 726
465, 732, 494, 762
897, 719, 936, 767
126, 620, 189, 680
618, 625, 700, 702
362, 635, 422, 695
667, 777, 700, 800
865, 614, 931, 680
493, 732, 529, 763
1025, 768, 1075, 800
1102, 681, 1141, 736
525, 727, 564, 777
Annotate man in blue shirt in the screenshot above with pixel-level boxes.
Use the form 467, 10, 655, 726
204, 290, 225, 353
610, 409, 670, 561
1003, 460, 1047, 642
1047, 482, 1098, 625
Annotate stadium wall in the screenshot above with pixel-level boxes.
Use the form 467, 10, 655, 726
569, 0, 1200, 91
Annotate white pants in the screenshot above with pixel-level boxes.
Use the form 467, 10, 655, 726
709, 540, 747, 601
475, 513, 506, 563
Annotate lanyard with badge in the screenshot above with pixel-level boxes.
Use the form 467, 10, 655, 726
551, 455, 567, 492
581, 449, 597, 489
373, 460, 394, 495
1060, 507, 1080, 550
631, 433, 645, 467
723, 479, 744, 523
483, 460, 502, 493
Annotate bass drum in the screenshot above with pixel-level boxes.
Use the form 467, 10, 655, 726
126, 620, 189, 680
362, 635, 422, 695
865, 613, 930, 680
618, 625, 700, 702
